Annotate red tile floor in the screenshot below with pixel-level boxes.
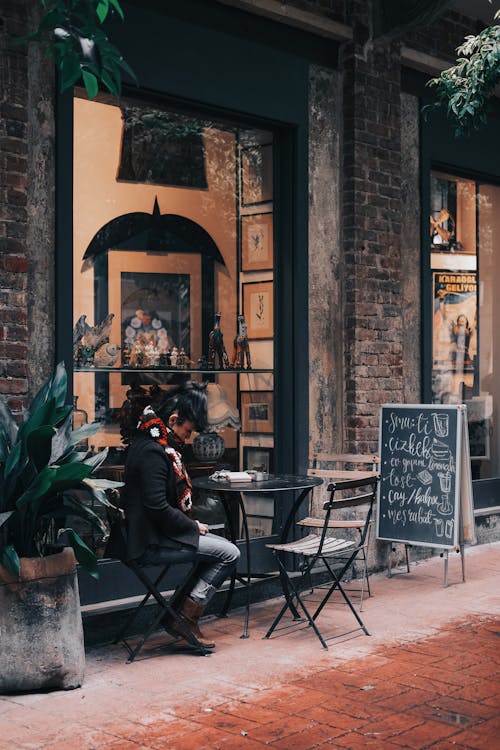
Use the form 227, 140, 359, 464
1, 542, 499, 749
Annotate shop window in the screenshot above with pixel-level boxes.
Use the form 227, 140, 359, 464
73, 94, 276, 549
430, 170, 500, 478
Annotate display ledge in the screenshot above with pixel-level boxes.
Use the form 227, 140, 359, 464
74, 367, 274, 374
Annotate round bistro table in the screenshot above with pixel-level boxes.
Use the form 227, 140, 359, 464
191, 474, 323, 638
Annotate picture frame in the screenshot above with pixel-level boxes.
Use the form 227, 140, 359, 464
241, 144, 273, 206
243, 446, 274, 473
241, 391, 274, 433
243, 281, 273, 339
106, 250, 202, 407
241, 213, 273, 272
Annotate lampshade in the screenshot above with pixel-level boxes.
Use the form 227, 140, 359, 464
205, 383, 241, 432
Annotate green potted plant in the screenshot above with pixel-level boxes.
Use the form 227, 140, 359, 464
0, 362, 122, 693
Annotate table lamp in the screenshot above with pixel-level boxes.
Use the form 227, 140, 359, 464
192, 383, 241, 463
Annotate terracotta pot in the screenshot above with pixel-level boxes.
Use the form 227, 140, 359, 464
0, 548, 85, 693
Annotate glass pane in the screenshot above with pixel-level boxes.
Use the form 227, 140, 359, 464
476, 183, 500, 477
430, 170, 500, 479
431, 171, 478, 407
73, 94, 276, 547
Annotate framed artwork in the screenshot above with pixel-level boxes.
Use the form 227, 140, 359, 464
117, 106, 208, 189
241, 213, 273, 271
243, 281, 273, 339
241, 391, 274, 433
241, 144, 273, 206
243, 446, 274, 473
106, 250, 202, 406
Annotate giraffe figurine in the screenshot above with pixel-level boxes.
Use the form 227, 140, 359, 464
231, 314, 252, 370
207, 312, 230, 370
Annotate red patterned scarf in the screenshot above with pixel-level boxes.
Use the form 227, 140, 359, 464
137, 405, 192, 512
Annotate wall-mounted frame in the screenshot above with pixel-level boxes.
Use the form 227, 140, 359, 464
241, 213, 273, 271
243, 280, 273, 339
241, 391, 274, 433
107, 250, 202, 406
243, 445, 274, 473
241, 144, 273, 206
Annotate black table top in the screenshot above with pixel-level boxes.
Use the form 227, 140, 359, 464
191, 474, 323, 493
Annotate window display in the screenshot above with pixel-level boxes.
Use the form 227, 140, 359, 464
430, 170, 500, 480
73, 93, 276, 543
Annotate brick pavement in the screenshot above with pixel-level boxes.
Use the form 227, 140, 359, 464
0, 541, 499, 749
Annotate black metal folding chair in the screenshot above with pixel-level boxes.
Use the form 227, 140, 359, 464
308, 453, 381, 608
264, 474, 380, 649
104, 504, 211, 662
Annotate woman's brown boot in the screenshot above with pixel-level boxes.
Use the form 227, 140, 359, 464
162, 609, 215, 650
179, 596, 216, 648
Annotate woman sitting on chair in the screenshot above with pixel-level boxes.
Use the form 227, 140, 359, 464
120, 382, 239, 649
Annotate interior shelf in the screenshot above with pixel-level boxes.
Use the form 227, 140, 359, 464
74, 367, 274, 374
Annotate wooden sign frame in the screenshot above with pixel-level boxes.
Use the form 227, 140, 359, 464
377, 403, 476, 551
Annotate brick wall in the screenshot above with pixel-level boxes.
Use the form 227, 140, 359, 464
0, 1, 29, 415
404, 10, 481, 61
340, 2, 403, 453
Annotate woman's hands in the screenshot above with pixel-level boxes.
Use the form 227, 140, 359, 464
196, 520, 209, 535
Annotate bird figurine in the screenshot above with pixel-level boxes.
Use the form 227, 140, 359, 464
74, 313, 115, 366
94, 343, 121, 368
81, 313, 115, 350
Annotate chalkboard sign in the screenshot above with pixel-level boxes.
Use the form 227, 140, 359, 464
377, 404, 474, 549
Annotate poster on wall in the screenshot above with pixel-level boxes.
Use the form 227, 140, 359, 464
432, 271, 478, 403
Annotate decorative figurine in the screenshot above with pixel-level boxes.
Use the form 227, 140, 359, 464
73, 313, 114, 366
79, 344, 96, 367
94, 343, 121, 368
207, 312, 230, 370
170, 346, 179, 367
197, 355, 208, 370
231, 314, 252, 370
177, 347, 190, 369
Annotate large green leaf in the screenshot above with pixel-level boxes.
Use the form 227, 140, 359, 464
83, 446, 108, 470
82, 477, 123, 507
0, 544, 20, 577
0, 510, 13, 529
82, 69, 99, 99
18, 397, 58, 450
67, 421, 101, 448
4, 440, 22, 480
0, 397, 18, 449
27, 425, 57, 472
49, 362, 68, 410
59, 529, 99, 578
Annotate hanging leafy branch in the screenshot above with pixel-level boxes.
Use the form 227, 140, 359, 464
427, 10, 500, 136
27, 0, 137, 100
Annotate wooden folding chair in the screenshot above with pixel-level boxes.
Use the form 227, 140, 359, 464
264, 474, 380, 649
307, 453, 380, 607
104, 503, 211, 662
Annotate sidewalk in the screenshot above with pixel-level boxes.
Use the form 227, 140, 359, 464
1, 542, 499, 750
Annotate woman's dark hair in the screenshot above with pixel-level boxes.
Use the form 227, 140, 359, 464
119, 381, 208, 444
155, 382, 208, 433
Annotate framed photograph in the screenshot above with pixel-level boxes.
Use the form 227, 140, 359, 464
243, 446, 274, 473
241, 213, 273, 272
243, 281, 273, 339
241, 391, 274, 433
241, 144, 273, 206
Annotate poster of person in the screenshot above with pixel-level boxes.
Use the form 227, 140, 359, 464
432, 271, 477, 402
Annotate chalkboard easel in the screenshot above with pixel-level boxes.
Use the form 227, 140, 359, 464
377, 404, 476, 586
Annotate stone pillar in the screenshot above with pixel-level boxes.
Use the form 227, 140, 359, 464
341, 0, 404, 452
308, 65, 343, 457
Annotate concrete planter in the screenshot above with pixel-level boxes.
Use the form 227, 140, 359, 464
0, 548, 85, 693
